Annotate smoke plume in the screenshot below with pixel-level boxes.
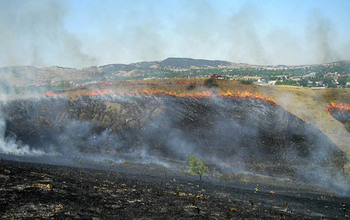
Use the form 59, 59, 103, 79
1, 0, 350, 68
0, 0, 96, 68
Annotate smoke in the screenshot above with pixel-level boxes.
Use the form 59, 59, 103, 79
77, 0, 350, 66
0, 109, 44, 156
0, 0, 349, 67
0, 0, 96, 68
1, 94, 348, 194
306, 10, 340, 63
224, 4, 267, 64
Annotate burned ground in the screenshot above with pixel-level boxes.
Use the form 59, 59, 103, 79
1, 95, 347, 181
1, 94, 350, 219
1, 160, 350, 219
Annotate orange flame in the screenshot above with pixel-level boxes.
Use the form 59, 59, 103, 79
81, 89, 109, 96
129, 89, 211, 98
219, 90, 276, 104
44, 89, 275, 103
45, 91, 62, 97
165, 81, 199, 85
326, 101, 350, 115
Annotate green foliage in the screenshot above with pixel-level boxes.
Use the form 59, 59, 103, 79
203, 78, 218, 88
58, 81, 71, 90
323, 77, 337, 88
186, 84, 196, 90
338, 76, 350, 87
240, 79, 253, 84
188, 156, 209, 180
275, 79, 298, 86
299, 79, 309, 87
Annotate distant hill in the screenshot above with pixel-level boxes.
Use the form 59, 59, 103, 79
158, 57, 231, 69
1, 58, 350, 87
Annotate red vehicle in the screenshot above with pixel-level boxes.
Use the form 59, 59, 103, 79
210, 74, 225, 79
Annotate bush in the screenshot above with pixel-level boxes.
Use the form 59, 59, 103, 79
58, 81, 71, 90
186, 84, 196, 90
240, 79, 253, 85
188, 156, 209, 180
203, 78, 218, 88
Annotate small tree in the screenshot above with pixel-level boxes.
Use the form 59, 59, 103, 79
188, 156, 209, 180
203, 78, 218, 88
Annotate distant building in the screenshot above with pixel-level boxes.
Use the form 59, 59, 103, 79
291, 76, 301, 81
316, 81, 324, 86
268, 80, 277, 85
311, 87, 326, 89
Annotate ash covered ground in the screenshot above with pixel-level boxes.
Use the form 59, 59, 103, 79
1, 159, 350, 219
0, 94, 350, 219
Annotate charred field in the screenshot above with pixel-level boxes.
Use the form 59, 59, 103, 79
1, 159, 350, 219
1, 83, 350, 219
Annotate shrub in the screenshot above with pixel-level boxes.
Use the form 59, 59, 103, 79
203, 78, 218, 88
186, 84, 196, 90
240, 79, 253, 84
188, 156, 209, 180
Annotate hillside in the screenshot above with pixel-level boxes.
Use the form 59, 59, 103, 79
64, 79, 350, 176
1, 58, 350, 88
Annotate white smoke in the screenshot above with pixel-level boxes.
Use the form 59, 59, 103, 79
0, 111, 44, 156
0, 0, 96, 68
1, 0, 350, 68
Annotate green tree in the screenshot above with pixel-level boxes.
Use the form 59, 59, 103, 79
338, 76, 349, 87
188, 156, 209, 180
203, 78, 218, 88
299, 79, 309, 87
240, 79, 253, 84
58, 81, 71, 90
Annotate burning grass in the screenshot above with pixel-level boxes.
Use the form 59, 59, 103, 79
326, 101, 350, 123
45, 88, 276, 104
326, 101, 350, 115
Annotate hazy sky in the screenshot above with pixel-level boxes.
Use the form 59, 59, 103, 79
1, 0, 350, 68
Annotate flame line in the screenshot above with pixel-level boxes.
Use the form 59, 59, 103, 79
326, 101, 350, 115
45, 89, 276, 103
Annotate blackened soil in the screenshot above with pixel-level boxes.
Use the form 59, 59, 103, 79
328, 108, 350, 133
3, 96, 347, 175
1, 160, 349, 219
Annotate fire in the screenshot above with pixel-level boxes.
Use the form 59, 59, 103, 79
44, 89, 275, 103
129, 89, 211, 98
81, 89, 109, 96
45, 91, 62, 97
326, 101, 350, 115
219, 90, 276, 104
165, 81, 199, 85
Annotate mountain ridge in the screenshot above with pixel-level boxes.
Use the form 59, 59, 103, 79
1, 57, 350, 87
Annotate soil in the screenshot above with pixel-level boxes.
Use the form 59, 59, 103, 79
1, 159, 349, 219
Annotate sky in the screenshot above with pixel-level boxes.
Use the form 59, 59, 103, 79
1, 0, 350, 68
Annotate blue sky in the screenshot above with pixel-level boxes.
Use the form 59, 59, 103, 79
1, 0, 350, 67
